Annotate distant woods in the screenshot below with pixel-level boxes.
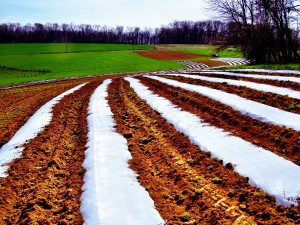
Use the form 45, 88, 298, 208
1, 10, 299, 64
0, 21, 227, 45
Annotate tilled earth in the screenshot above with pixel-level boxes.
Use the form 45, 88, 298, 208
0, 70, 299, 224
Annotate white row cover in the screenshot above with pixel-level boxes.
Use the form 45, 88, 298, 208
126, 76, 300, 206
145, 75, 300, 131
81, 79, 164, 225
163, 73, 300, 100
0, 83, 88, 177
198, 71, 300, 83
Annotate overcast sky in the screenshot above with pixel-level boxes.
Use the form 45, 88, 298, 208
1, 0, 212, 28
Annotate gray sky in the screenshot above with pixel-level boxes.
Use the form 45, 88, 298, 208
1, 0, 211, 28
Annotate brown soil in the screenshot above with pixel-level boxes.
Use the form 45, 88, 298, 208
136, 50, 202, 60
162, 75, 300, 114
139, 76, 300, 166
107, 77, 300, 224
196, 59, 229, 67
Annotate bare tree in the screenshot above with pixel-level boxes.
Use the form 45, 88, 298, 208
208, 0, 300, 63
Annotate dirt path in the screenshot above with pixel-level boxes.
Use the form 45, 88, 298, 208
107, 77, 299, 224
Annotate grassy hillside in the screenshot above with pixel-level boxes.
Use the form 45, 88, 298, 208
0, 44, 182, 85
0, 43, 153, 55
156, 44, 243, 58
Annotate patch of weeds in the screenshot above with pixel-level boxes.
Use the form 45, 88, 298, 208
44, 147, 53, 156
167, 150, 175, 157
161, 133, 167, 138
150, 169, 161, 177
288, 103, 300, 110
193, 188, 202, 196
206, 165, 213, 171
140, 137, 151, 144
227, 188, 236, 198
136, 100, 147, 105
150, 130, 156, 135
274, 137, 281, 144
186, 157, 194, 165
169, 134, 175, 141
211, 177, 222, 184
189, 176, 201, 184
78, 167, 85, 176
128, 124, 138, 129
180, 95, 191, 102
128, 142, 134, 148
225, 162, 234, 170
174, 193, 185, 205
180, 212, 190, 222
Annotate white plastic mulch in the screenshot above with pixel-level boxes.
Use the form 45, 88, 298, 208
163, 73, 300, 100
144, 75, 300, 131
81, 79, 164, 225
126, 76, 300, 207
0, 83, 88, 178
198, 71, 300, 83
211, 58, 252, 66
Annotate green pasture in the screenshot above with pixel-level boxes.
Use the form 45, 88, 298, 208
0, 43, 153, 55
156, 44, 243, 58
0, 43, 182, 85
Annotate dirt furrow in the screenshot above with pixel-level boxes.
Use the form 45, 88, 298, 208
0, 80, 103, 224
162, 75, 300, 114
187, 73, 300, 92
138, 76, 300, 167
108, 77, 299, 224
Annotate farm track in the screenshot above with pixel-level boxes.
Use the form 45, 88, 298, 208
139, 76, 300, 166
108, 78, 299, 224
162, 75, 300, 114
190, 73, 300, 92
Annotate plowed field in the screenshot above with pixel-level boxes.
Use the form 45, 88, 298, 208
0, 69, 299, 225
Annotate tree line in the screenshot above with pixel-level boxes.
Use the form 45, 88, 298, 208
0, 21, 227, 45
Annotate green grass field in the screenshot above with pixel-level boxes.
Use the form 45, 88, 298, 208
0, 43, 183, 85
1, 43, 298, 86
0, 43, 153, 55
156, 44, 243, 58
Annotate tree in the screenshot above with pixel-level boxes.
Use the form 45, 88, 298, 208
207, 0, 300, 63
